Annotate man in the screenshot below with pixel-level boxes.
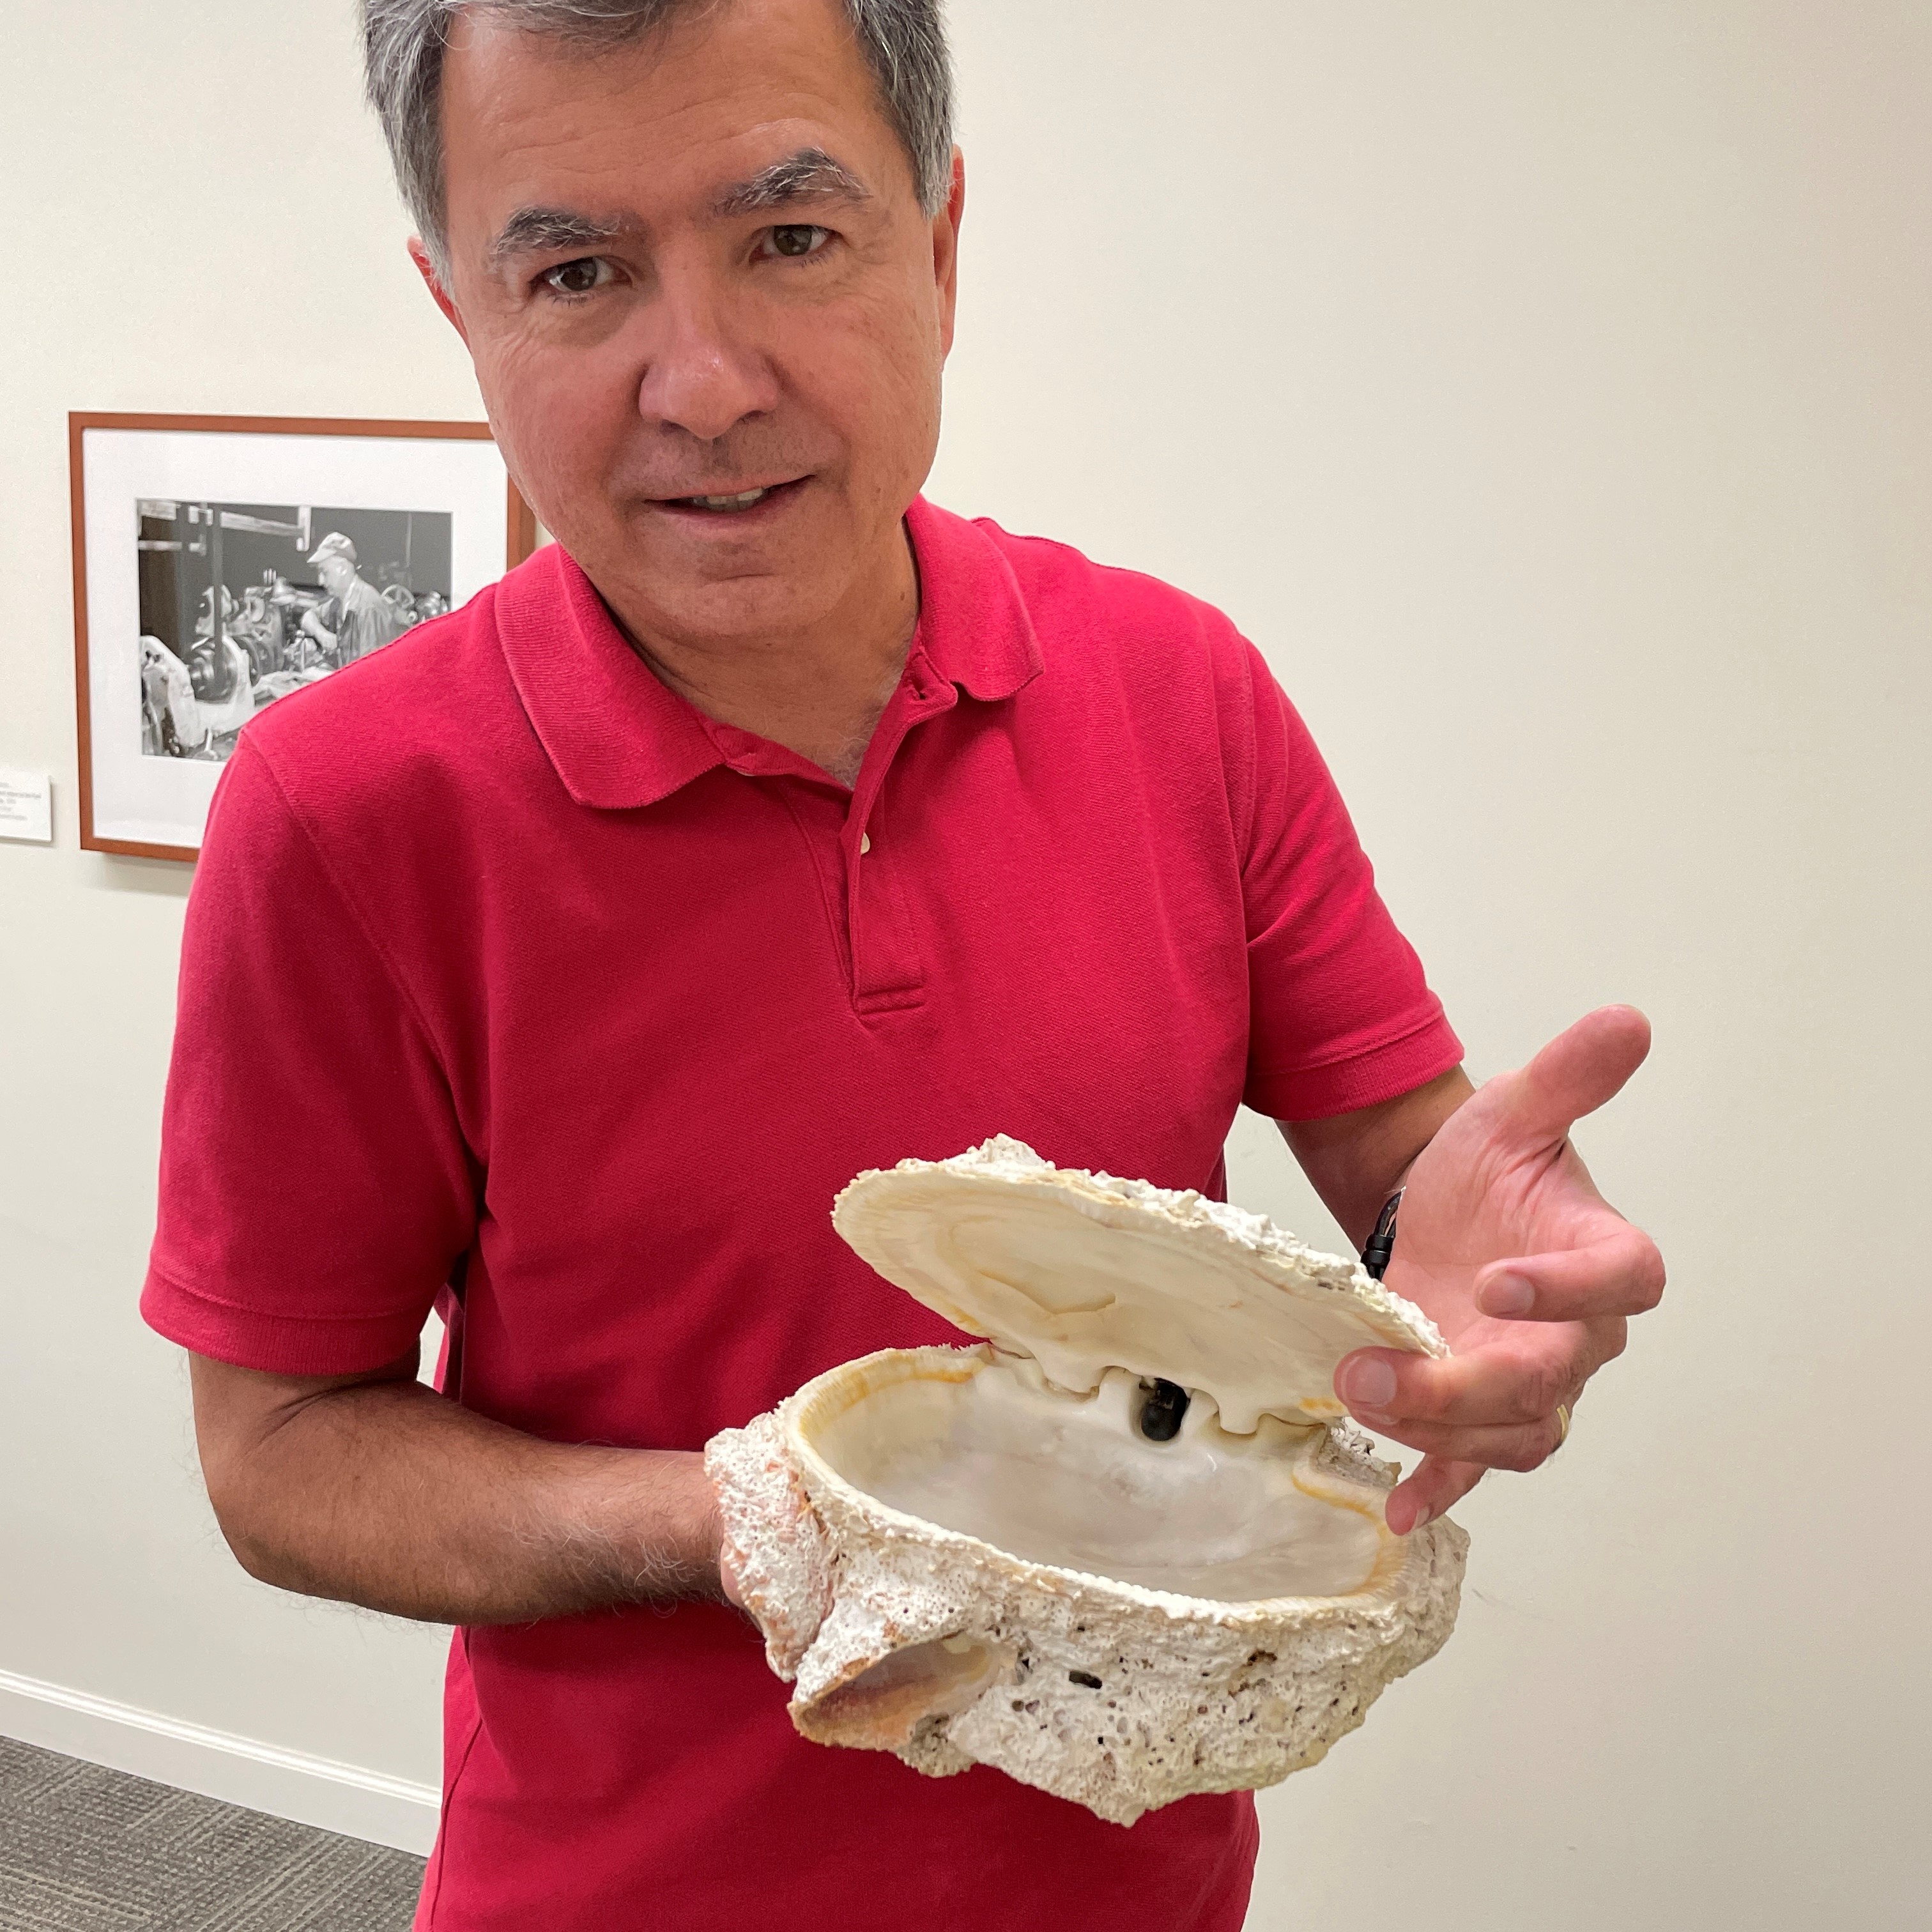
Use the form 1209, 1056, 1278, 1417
299, 530, 410, 664
144, 4, 1665, 1929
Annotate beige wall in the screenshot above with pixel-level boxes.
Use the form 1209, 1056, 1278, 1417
2, 3, 1925, 1925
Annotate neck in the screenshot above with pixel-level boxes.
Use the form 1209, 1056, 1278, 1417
609, 525, 920, 790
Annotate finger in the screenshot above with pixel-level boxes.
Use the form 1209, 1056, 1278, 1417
1337, 1334, 1606, 1428
1386, 1456, 1486, 1535
1362, 1413, 1571, 1476
1474, 1225, 1666, 1322
1484, 1005, 1653, 1145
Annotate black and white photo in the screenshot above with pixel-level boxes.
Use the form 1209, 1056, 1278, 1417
136, 499, 454, 763
73, 413, 533, 858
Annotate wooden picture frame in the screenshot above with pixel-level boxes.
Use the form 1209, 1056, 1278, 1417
71, 411, 539, 862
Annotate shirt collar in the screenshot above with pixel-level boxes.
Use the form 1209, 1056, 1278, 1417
903, 496, 1044, 703
494, 494, 1043, 813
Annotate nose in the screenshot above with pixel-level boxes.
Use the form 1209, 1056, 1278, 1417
634, 275, 779, 445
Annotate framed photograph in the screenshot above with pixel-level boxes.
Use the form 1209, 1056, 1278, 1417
70, 412, 539, 862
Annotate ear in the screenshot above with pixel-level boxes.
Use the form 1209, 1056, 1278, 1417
409, 237, 471, 346
934, 147, 967, 360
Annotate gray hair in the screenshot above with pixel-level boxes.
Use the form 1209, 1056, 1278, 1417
362, 1, 954, 276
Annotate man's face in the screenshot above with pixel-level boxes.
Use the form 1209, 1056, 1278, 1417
429, 0, 965, 647
319, 556, 356, 596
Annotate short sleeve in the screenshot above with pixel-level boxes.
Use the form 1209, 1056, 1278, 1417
1236, 647, 1463, 1120
142, 742, 477, 1374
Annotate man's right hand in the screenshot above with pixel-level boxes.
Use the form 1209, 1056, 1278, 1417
190, 1349, 730, 1626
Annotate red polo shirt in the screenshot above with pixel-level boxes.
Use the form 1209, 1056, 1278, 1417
143, 498, 1460, 1932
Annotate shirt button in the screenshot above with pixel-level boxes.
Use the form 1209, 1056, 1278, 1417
860, 833, 873, 855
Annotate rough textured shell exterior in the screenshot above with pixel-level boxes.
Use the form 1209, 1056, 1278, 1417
832, 1135, 1448, 1433
709, 1345, 1468, 1827
707, 1411, 833, 1680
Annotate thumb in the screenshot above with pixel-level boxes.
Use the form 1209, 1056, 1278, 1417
1480, 1004, 1652, 1146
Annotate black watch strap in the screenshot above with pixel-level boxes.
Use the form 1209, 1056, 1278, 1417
1360, 1185, 1405, 1282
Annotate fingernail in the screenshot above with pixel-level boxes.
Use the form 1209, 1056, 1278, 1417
1478, 1273, 1535, 1317
1341, 1359, 1397, 1408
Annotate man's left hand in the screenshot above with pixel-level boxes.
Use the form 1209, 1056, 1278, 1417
1334, 1006, 1665, 1534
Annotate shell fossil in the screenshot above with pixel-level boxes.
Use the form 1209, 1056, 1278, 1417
706, 1136, 1469, 1827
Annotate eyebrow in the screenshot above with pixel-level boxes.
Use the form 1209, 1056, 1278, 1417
488, 208, 631, 267
712, 147, 871, 218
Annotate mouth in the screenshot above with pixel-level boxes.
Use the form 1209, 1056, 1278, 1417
650, 476, 811, 518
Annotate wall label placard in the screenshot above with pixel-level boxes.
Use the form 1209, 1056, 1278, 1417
0, 769, 54, 844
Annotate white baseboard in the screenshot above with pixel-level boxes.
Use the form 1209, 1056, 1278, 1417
0, 1667, 440, 1855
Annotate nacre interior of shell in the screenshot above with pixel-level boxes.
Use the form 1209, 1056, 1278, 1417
807, 1351, 1391, 1602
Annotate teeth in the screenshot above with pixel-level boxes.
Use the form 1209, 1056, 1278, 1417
685, 488, 770, 510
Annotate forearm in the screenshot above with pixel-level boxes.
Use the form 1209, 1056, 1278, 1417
192, 1356, 723, 1625
1280, 1066, 1475, 1248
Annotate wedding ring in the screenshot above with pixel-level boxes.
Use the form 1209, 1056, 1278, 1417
1553, 1403, 1572, 1453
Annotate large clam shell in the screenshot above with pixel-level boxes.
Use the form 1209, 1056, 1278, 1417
705, 1141, 1469, 1826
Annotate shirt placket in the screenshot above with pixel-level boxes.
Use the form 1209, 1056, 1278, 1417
841, 664, 956, 1018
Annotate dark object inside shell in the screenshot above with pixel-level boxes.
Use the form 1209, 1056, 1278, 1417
1138, 1379, 1191, 1443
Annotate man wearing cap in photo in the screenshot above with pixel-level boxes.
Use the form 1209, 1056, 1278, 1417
144, 4, 1669, 1929
300, 530, 408, 666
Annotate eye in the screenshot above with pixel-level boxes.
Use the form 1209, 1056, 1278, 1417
763, 224, 831, 260
540, 257, 613, 298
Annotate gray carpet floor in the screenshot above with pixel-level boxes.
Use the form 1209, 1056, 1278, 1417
0, 1737, 424, 1931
